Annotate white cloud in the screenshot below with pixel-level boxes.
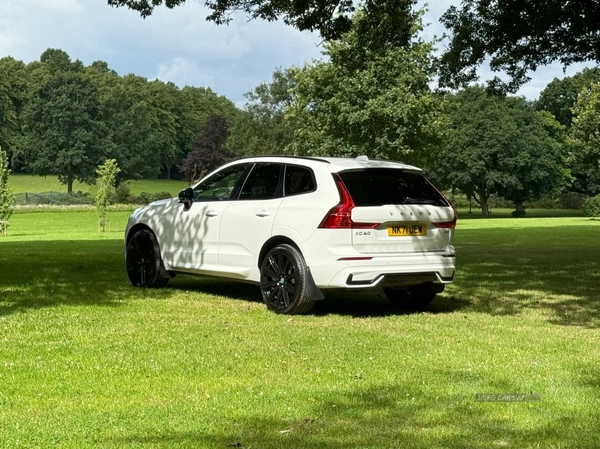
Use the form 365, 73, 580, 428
22, 0, 82, 12
0, 1, 23, 55
156, 57, 216, 88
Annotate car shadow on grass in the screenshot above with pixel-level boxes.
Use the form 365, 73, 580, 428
168, 275, 469, 318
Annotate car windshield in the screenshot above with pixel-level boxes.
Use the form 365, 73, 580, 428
338, 169, 449, 207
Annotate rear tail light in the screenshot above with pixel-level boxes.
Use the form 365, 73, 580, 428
318, 174, 379, 229
429, 181, 457, 229
433, 207, 457, 229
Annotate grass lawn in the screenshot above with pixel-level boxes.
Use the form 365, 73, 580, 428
8, 173, 189, 197
1, 210, 599, 448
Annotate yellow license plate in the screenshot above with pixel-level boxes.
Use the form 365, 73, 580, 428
388, 223, 426, 236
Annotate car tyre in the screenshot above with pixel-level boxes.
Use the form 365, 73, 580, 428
126, 229, 169, 288
384, 283, 440, 310
260, 244, 315, 314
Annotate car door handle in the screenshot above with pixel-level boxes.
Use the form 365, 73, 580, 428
206, 210, 219, 217
256, 210, 270, 217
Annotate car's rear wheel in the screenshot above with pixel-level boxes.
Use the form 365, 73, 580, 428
126, 229, 169, 288
384, 283, 442, 310
260, 244, 315, 314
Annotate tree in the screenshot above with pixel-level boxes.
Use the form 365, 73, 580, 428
0, 147, 14, 228
39, 48, 84, 75
95, 159, 121, 232
179, 114, 234, 183
16, 72, 111, 193
107, 0, 417, 43
439, 0, 600, 92
145, 80, 181, 177
99, 75, 175, 184
228, 68, 298, 157
287, 10, 447, 166
496, 108, 571, 215
0, 57, 30, 164
433, 87, 570, 217
177, 86, 239, 166
536, 69, 600, 196
570, 82, 600, 195
536, 68, 600, 128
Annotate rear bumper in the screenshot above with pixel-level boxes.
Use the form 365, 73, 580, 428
310, 251, 456, 289
346, 270, 454, 286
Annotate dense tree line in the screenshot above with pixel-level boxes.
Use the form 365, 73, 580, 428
0, 49, 240, 192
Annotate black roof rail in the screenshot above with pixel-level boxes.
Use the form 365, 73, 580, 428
240, 155, 331, 164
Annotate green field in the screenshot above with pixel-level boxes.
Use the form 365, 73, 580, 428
1, 210, 600, 448
8, 173, 189, 197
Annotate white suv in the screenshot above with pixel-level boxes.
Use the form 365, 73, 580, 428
125, 156, 456, 314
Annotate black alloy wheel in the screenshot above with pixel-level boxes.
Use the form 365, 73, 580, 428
260, 244, 314, 314
126, 229, 169, 288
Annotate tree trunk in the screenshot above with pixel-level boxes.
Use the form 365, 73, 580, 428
512, 201, 526, 217
481, 195, 489, 217
67, 175, 73, 194
478, 183, 489, 217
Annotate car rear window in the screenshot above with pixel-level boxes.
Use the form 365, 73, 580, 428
338, 169, 449, 207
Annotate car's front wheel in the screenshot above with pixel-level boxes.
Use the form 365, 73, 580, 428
260, 244, 315, 314
384, 283, 442, 310
126, 229, 169, 288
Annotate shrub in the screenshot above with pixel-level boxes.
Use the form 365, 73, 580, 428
151, 191, 173, 202
59, 191, 93, 205
114, 183, 134, 204
106, 185, 174, 205
446, 193, 470, 209
527, 194, 561, 209
487, 195, 513, 209
559, 192, 586, 210
137, 192, 153, 205
582, 195, 600, 218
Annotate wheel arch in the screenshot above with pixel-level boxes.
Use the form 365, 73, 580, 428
258, 235, 302, 268
126, 223, 155, 245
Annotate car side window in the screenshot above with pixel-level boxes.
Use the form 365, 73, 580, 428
238, 163, 283, 200
193, 164, 249, 202
284, 165, 316, 196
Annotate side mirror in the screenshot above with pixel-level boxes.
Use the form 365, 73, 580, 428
178, 187, 194, 211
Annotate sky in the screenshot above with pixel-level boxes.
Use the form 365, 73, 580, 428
0, 0, 592, 106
